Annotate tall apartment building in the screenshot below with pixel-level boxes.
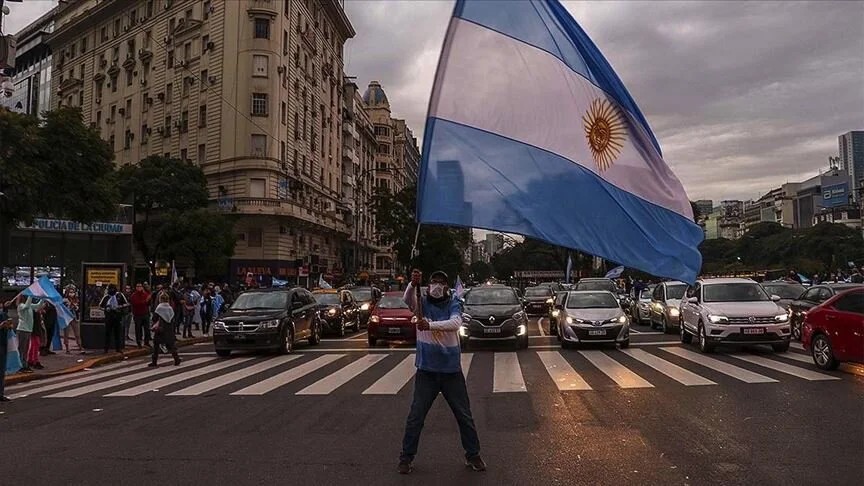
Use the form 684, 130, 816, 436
0, 7, 55, 115
839, 131, 864, 202
693, 199, 713, 220
484, 233, 504, 256
48, 0, 355, 284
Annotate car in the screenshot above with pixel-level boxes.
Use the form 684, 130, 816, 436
368, 292, 416, 346
629, 286, 654, 325
802, 288, 864, 370
788, 283, 862, 341
574, 278, 625, 309
649, 281, 688, 333
522, 286, 555, 316
346, 286, 382, 328
679, 278, 791, 353
760, 281, 805, 313
548, 290, 569, 335
555, 291, 630, 349
312, 289, 360, 336
536, 281, 565, 293
212, 288, 321, 357
459, 285, 529, 349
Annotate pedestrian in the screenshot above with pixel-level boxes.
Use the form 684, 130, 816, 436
182, 284, 200, 338
130, 282, 153, 348
122, 284, 134, 343
200, 287, 214, 335
1, 302, 15, 402
15, 295, 45, 374
398, 269, 485, 475
28, 305, 47, 370
851, 269, 864, 284
40, 300, 58, 356
62, 286, 84, 354
99, 284, 128, 354
149, 293, 181, 368
221, 283, 234, 308
212, 286, 225, 318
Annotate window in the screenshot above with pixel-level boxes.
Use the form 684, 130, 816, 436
166, 83, 173, 103
114, 19, 121, 37
283, 30, 288, 55
100, 26, 108, 43
376, 144, 390, 155
251, 93, 268, 116
281, 101, 286, 125
110, 104, 116, 121
130, 9, 137, 25
111, 77, 117, 93
254, 18, 270, 39
180, 148, 187, 162
141, 123, 148, 142
185, 8, 193, 20
81, 37, 87, 54
184, 42, 192, 62
198, 104, 207, 127
125, 99, 132, 118
248, 228, 263, 248
96, 111, 102, 126
201, 35, 209, 54
280, 141, 286, 162
203, 1, 211, 20
250, 178, 266, 198
180, 110, 189, 133
198, 144, 206, 164
182, 78, 190, 96
374, 125, 390, 137
126, 69, 133, 86
109, 134, 115, 150
78, 91, 84, 106
167, 50, 174, 68
164, 116, 171, 136
251, 134, 267, 156
253, 55, 269, 77
834, 293, 864, 314
146, 0, 154, 17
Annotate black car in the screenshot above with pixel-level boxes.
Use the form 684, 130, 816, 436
212, 288, 321, 356
460, 286, 529, 349
523, 286, 555, 316
346, 286, 382, 328
789, 283, 862, 340
760, 281, 805, 312
313, 289, 360, 336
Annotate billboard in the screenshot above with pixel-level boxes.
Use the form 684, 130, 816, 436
821, 182, 849, 208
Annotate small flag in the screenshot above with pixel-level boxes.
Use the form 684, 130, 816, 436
797, 273, 810, 283
454, 275, 465, 298
565, 254, 573, 284
318, 274, 332, 289
171, 260, 179, 285
604, 266, 625, 280
21, 275, 76, 330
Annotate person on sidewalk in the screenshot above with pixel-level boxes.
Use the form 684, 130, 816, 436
200, 287, 214, 335
40, 302, 58, 357
122, 285, 134, 343
99, 284, 128, 354
27, 306, 47, 370
182, 284, 200, 338
212, 286, 225, 319
150, 293, 181, 368
15, 296, 45, 374
62, 286, 84, 354
398, 269, 485, 475
130, 283, 152, 348
1, 303, 15, 402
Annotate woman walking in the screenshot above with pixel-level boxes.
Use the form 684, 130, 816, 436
150, 293, 181, 367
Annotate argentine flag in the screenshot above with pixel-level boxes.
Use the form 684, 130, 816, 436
21, 275, 76, 330
418, 0, 703, 283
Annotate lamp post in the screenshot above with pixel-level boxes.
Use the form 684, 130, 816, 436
352, 167, 391, 281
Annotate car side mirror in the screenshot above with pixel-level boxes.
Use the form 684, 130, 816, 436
687, 297, 699, 304
770, 295, 781, 302
555, 304, 564, 310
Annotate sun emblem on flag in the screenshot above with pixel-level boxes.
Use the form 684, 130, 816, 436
583, 98, 627, 172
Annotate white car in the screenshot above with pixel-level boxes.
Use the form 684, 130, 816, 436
679, 278, 791, 353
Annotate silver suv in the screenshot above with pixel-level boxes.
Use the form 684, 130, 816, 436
679, 278, 791, 353
649, 281, 688, 333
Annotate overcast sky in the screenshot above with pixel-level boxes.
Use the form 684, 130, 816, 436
5, 0, 863, 203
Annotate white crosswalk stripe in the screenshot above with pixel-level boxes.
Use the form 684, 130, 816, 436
493, 352, 526, 392
729, 354, 840, 381
168, 356, 303, 396
790, 342, 805, 351
774, 352, 813, 364
620, 349, 715, 386
231, 354, 344, 396
363, 355, 416, 395
44, 358, 215, 398
578, 350, 653, 388
537, 351, 591, 390
7, 360, 141, 393
297, 354, 388, 395
105, 357, 257, 396
9, 361, 145, 398
660, 348, 777, 383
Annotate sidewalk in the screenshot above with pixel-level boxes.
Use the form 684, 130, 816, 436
4, 328, 211, 386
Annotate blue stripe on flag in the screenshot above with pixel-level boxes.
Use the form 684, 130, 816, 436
454, 0, 661, 155
418, 118, 702, 283
22, 276, 75, 330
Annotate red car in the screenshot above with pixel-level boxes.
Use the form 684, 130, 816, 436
367, 292, 416, 346
802, 288, 864, 370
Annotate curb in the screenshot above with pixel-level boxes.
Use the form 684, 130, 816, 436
4, 336, 211, 386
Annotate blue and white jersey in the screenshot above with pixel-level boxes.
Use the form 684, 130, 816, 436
403, 283, 463, 373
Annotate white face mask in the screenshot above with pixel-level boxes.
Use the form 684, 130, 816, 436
429, 283, 446, 299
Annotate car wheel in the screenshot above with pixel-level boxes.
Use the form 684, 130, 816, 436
697, 323, 715, 353
680, 321, 693, 344
811, 334, 839, 370
791, 319, 802, 341
216, 349, 231, 358
279, 326, 294, 354
367, 335, 377, 347
619, 338, 630, 349
771, 341, 789, 353
308, 320, 321, 346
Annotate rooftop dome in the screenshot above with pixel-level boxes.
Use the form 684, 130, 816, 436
362, 81, 389, 107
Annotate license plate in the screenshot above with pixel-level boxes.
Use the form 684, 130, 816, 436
233, 334, 247, 340
588, 329, 606, 336
742, 327, 765, 335
484, 328, 501, 334
388, 327, 401, 334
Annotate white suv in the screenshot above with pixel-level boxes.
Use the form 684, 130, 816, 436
679, 278, 791, 353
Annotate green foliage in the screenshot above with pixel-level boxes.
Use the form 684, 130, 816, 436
156, 209, 236, 278
490, 238, 586, 279
469, 260, 494, 282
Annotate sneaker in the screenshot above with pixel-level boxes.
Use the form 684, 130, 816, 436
174, 357, 182, 366
0, 396, 11, 403
33, 363, 45, 370
397, 460, 413, 475
465, 455, 487, 472
147, 362, 158, 368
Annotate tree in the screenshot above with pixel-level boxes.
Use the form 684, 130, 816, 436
156, 209, 236, 279
469, 261, 493, 282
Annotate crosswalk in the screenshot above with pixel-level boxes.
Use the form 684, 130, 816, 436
7, 345, 842, 399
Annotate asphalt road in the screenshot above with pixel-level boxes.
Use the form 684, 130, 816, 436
3, 318, 862, 485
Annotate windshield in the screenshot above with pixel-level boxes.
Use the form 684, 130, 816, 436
575, 280, 617, 292
464, 288, 519, 305
566, 292, 619, 309
350, 288, 372, 301
232, 292, 288, 310
666, 284, 687, 300
639, 289, 652, 299
378, 295, 409, 309
314, 293, 341, 305
762, 284, 804, 299
524, 288, 551, 297
703, 283, 770, 303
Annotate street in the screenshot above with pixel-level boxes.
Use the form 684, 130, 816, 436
2, 318, 862, 485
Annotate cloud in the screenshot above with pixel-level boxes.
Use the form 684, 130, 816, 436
344, 0, 864, 202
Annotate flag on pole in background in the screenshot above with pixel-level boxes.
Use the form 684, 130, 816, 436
21, 275, 75, 330
605, 266, 625, 280
565, 254, 573, 284
454, 275, 465, 298
171, 260, 179, 285
318, 274, 332, 289
416, 0, 703, 283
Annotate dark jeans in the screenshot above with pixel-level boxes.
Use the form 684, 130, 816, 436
182, 311, 194, 338
151, 326, 179, 365
104, 314, 123, 353
400, 369, 480, 462
201, 315, 212, 334
1, 328, 8, 397
16, 330, 31, 369
134, 314, 152, 347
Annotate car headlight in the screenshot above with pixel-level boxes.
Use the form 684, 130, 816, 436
459, 326, 468, 337
708, 314, 728, 324
774, 314, 789, 322
328, 308, 338, 316
618, 315, 627, 324
258, 319, 280, 329
668, 308, 680, 317
545, 298, 554, 305
360, 303, 370, 311
565, 316, 573, 325
551, 310, 560, 318
513, 311, 526, 321
213, 321, 227, 330
369, 315, 380, 324
516, 324, 527, 336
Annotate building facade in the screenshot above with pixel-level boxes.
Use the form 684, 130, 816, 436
48, 0, 356, 285
694, 199, 713, 221
839, 131, 864, 202
484, 233, 504, 256
1, 7, 55, 115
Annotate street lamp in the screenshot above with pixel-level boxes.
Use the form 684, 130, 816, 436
352, 167, 391, 280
